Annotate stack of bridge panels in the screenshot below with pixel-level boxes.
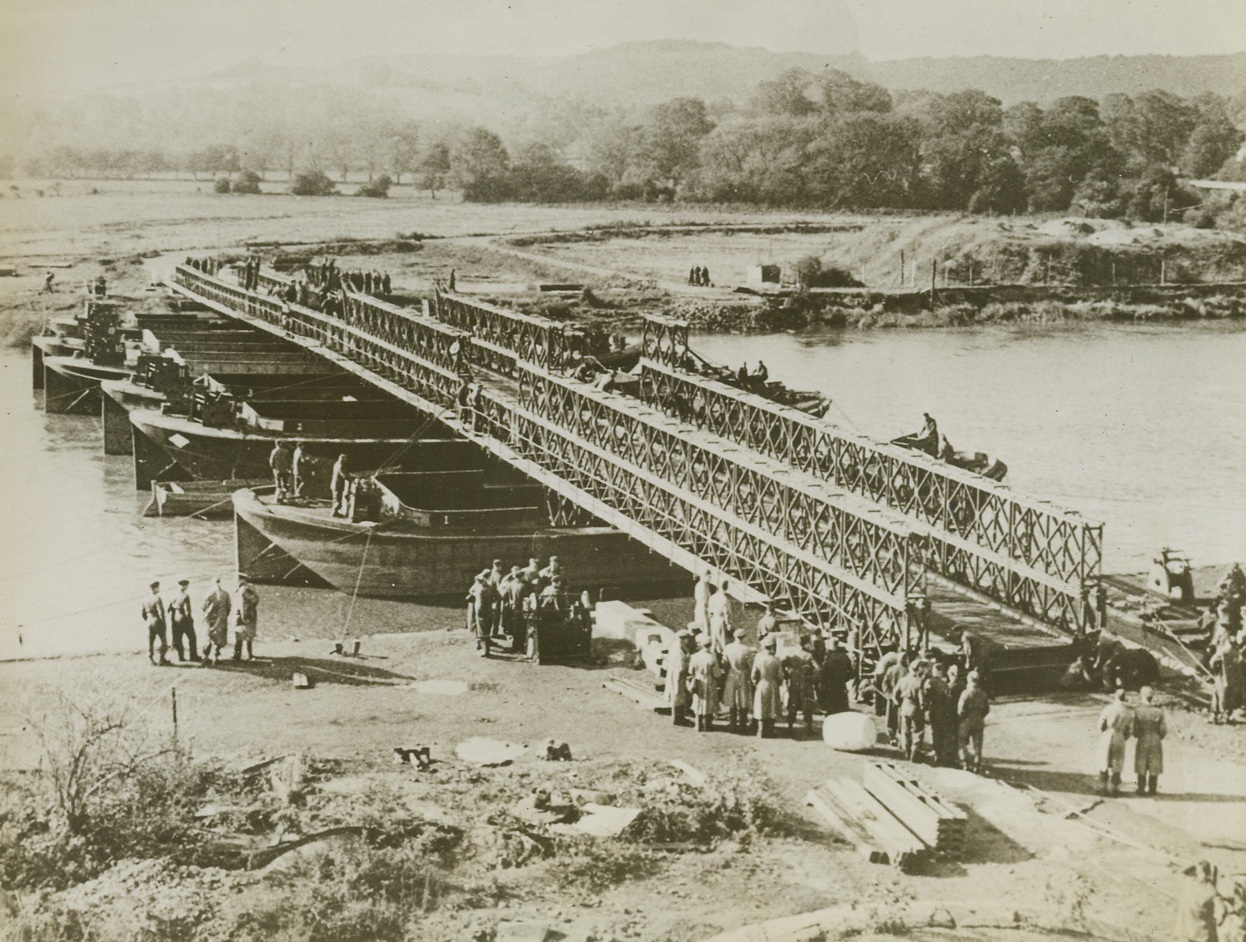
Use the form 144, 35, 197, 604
862, 762, 967, 855
805, 778, 928, 871
806, 762, 967, 868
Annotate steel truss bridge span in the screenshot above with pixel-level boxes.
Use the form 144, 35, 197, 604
169, 265, 921, 660
638, 358, 1101, 634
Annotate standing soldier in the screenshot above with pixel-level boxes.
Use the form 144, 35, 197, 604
665, 630, 692, 726
925, 663, 959, 767
1210, 635, 1242, 724
707, 580, 732, 654
167, 578, 199, 663
896, 659, 927, 762
467, 572, 498, 656
957, 670, 990, 773
751, 635, 784, 739
270, 440, 294, 503
330, 454, 349, 517
290, 442, 306, 498
201, 576, 232, 666
819, 635, 854, 715
1095, 688, 1134, 796
687, 635, 721, 732
755, 600, 778, 645
142, 580, 169, 666
693, 572, 712, 634
721, 629, 754, 733
1132, 686, 1167, 795
232, 574, 259, 661
783, 635, 817, 736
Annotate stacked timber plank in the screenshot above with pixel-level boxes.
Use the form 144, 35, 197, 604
863, 762, 967, 855
805, 761, 967, 870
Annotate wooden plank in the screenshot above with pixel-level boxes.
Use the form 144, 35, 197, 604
805, 785, 890, 866
823, 777, 925, 868
863, 762, 965, 853
602, 677, 666, 711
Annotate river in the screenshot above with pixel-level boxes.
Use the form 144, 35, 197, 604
2, 322, 1243, 661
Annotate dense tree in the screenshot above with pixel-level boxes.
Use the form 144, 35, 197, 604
750, 69, 818, 117
805, 112, 920, 208
451, 127, 511, 201
918, 90, 1009, 209
817, 70, 893, 117
632, 97, 715, 191
693, 117, 817, 204
1180, 94, 1243, 178
416, 141, 452, 199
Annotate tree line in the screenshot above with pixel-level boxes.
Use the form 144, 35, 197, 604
6, 71, 1243, 221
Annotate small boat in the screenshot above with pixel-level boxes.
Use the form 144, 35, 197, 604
232, 472, 685, 601
145, 479, 261, 518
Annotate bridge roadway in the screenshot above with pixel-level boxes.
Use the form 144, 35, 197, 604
171, 264, 931, 661
171, 263, 1097, 668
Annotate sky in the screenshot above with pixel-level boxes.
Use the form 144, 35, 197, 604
2, 0, 1244, 94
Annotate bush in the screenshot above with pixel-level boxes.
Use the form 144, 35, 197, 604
233, 170, 262, 195
291, 171, 336, 196
356, 174, 391, 198
212, 177, 231, 194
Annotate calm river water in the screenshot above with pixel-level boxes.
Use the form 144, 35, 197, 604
2, 321, 1243, 661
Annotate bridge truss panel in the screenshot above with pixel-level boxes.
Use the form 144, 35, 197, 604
169, 264, 919, 665
432, 290, 571, 372
639, 358, 1103, 635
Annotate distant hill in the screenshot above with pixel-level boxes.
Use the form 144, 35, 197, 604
868, 53, 1246, 105
173, 42, 1246, 111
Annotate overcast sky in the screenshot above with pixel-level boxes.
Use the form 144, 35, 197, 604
2, 0, 1245, 94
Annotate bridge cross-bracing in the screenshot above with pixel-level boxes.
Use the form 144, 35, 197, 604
170, 264, 925, 663
635, 320, 1102, 636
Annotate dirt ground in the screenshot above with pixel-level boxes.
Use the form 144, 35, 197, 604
1, 625, 1244, 941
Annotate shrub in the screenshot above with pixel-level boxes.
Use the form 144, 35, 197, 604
212, 177, 231, 194
356, 175, 392, 198
291, 171, 336, 196
233, 170, 262, 195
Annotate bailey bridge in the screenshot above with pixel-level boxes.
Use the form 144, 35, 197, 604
170, 262, 1104, 673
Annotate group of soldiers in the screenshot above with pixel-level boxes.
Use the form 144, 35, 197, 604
870, 640, 994, 771
663, 575, 858, 738
687, 265, 713, 287
1207, 562, 1246, 724
140, 574, 259, 667
1095, 685, 1168, 796
465, 556, 582, 655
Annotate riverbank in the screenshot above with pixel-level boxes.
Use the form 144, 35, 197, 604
2, 631, 1244, 942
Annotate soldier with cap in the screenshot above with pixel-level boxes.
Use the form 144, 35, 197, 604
957, 670, 990, 772
722, 628, 755, 732
783, 635, 817, 736
752, 634, 784, 738
707, 580, 732, 654
142, 580, 169, 666
693, 572, 712, 634
167, 578, 199, 663
1133, 686, 1167, 795
270, 440, 294, 503
819, 635, 855, 715
1096, 688, 1134, 796
665, 629, 692, 726
688, 634, 722, 732
201, 576, 232, 665
232, 574, 259, 661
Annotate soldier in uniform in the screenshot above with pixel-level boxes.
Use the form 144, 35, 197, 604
232, 574, 259, 661
330, 454, 349, 517
665, 629, 692, 726
721, 629, 755, 733
201, 576, 232, 666
818, 635, 854, 715
269, 440, 294, 503
957, 670, 990, 772
693, 572, 712, 634
925, 662, 959, 767
142, 580, 169, 666
783, 635, 817, 736
751, 635, 784, 739
687, 635, 722, 732
895, 659, 927, 762
1095, 688, 1135, 796
166, 578, 198, 663
707, 580, 732, 654
755, 600, 778, 645
1132, 686, 1167, 795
